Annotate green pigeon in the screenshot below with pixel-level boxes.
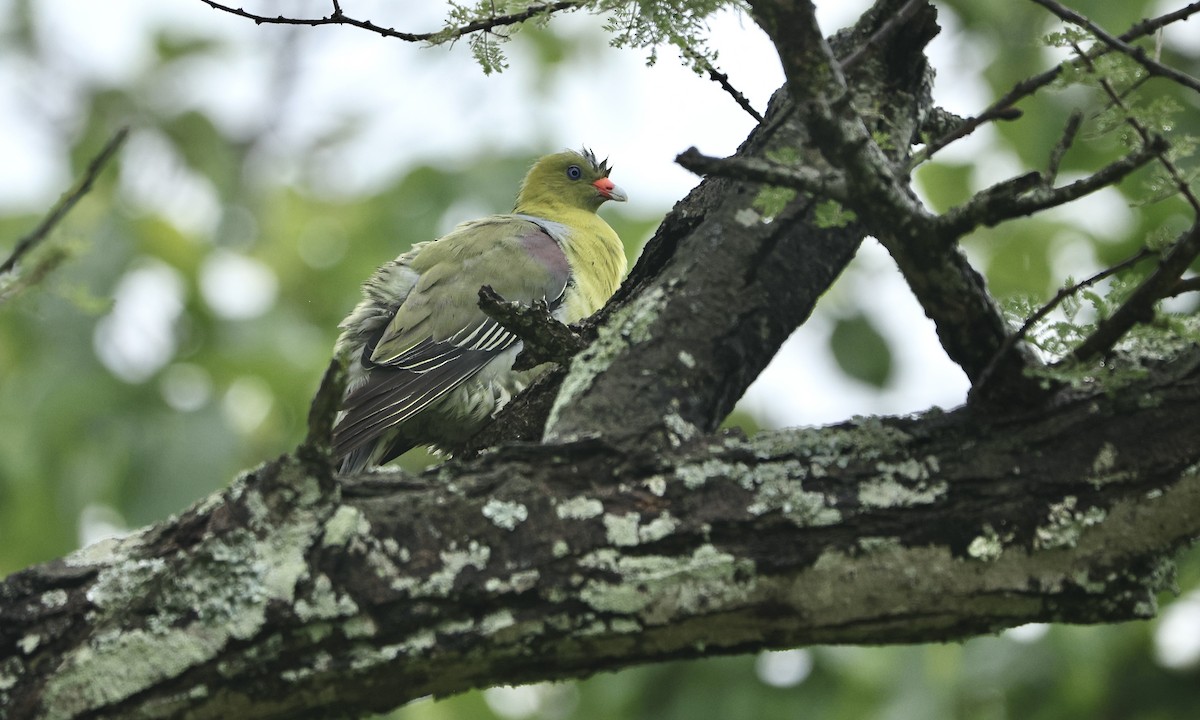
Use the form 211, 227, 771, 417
333, 149, 627, 472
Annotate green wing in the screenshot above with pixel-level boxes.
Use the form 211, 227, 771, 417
333, 216, 571, 466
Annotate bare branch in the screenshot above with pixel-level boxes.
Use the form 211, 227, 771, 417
938, 135, 1165, 238
675, 146, 845, 198
0, 126, 128, 277
1046, 110, 1084, 185
198, 0, 586, 43
681, 44, 763, 122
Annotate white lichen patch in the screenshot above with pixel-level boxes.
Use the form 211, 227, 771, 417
967, 525, 1007, 562
1035, 496, 1108, 550
604, 513, 642, 547
735, 207, 763, 226
321, 505, 369, 547
482, 498, 528, 531
675, 458, 743, 490
41, 626, 228, 717
644, 475, 667, 497
678, 350, 696, 368
344, 615, 377, 639
485, 569, 541, 594
1088, 441, 1134, 487
552, 540, 570, 558
858, 476, 947, 509
556, 495, 604, 520
479, 609, 516, 635
422, 542, 491, 596
18, 634, 40, 654
579, 544, 756, 625
745, 461, 841, 526
42, 589, 68, 609
294, 574, 358, 622
638, 512, 679, 543
664, 410, 700, 447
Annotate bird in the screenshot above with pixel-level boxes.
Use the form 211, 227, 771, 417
331, 148, 628, 472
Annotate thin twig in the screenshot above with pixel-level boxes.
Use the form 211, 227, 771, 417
1, 126, 129, 276
1046, 110, 1083, 185
199, 0, 585, 43
1164, 275, 1200, 298
679, 45, 764, 123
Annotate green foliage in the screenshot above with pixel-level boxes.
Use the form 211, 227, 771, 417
812, 199, 857, 229
439, 0, 737, 72
751, 185, 796, 221
829, 313, 891, 387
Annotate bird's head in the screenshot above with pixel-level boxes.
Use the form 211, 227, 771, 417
515, 148, 627, 214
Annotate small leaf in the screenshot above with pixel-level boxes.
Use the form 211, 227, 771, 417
829, 313, 892, 387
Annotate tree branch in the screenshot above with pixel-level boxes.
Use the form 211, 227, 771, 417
4, 340, 1200, 718
678, 45, 765, 123
477, 285, 586, 370
674, 147, 846, 198
1031, 0, 1200, 95
1072, 221, 1200, 361
915, 1, 1200, 164
198, 0, 586, 43
938, 135, 1165, 237
0, 127, 128, 278
749, 0, 1043, 401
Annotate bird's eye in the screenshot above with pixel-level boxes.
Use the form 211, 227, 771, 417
566, 165, 582, 180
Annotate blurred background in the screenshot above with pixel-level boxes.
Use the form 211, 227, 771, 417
1, 0, 1198, 718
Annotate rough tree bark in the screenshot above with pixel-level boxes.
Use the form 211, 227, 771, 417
3, 1, 1199, 718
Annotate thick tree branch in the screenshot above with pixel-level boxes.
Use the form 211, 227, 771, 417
4, 342, 1200, 718
749, 0, 1042, 401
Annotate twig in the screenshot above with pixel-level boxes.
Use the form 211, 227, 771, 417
299, 354, 349, 476
938, 135, 1163, 238
199, 0, 585, 43
1, 126, 129, 276
675, 147, 845, 198
1164, 275, 1200, 298
477, 285, 585, 370
1031, 0, 1200, 95
1046, 110, 1083, 185
679, 45, 764, 123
